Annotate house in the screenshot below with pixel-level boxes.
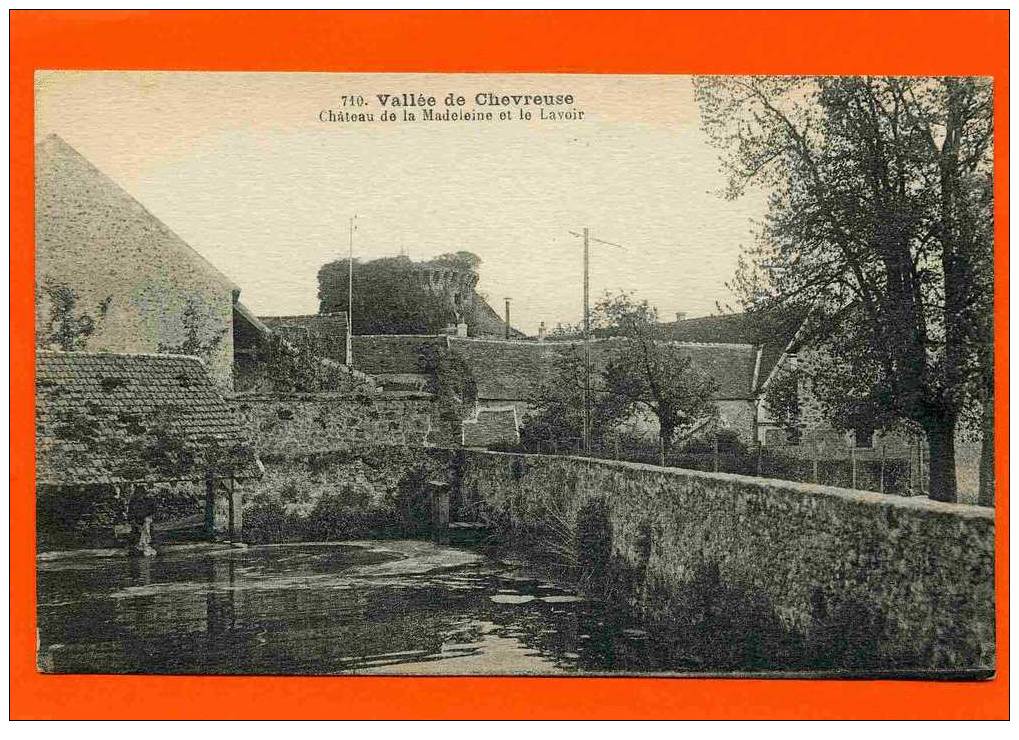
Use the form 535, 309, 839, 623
35, 134, 264, 391
449, 335, 763, 445
35, 350, 260, 550
308, 333, 764, 446
658, 309, 806, 445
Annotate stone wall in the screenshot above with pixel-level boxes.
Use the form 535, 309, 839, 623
241, 444, 454, 543
457, 451, 995, 672
234, 391, 446, 455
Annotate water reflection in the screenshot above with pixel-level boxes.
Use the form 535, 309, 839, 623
37, 541, 680, 676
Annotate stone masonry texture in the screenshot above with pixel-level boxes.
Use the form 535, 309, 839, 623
458, 450, 996, 672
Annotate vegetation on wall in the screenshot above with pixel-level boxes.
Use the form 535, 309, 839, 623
251, 331, 366, 394
157, 299, 227, 364
418, 343, 477, 443
243, 445, 452, 543
36, 279, 112, 352
317, 253, 483, 334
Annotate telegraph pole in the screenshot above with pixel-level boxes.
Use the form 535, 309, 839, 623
346, 216, 355, 366
569, 228, 625, 456
582, 228, 591, 454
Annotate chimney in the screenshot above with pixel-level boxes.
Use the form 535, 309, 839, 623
675, 311, 687, 323
504, 298, 511, 339
538, 321, 546, 342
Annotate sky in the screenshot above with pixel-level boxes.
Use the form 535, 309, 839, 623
36, 72, 767, 334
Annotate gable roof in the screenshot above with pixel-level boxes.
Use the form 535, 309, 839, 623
35, 134, 238, 296
658, 308, 807, 392
36, 351, 258, 485
450, 337, 760, 401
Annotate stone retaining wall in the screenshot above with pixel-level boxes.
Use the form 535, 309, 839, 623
458, 450, 996, 672
234, 391, 444, 455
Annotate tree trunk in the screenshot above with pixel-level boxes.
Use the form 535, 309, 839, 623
924, 417, 959, 503
978, 394, 995, 507
659, 422, 675, 458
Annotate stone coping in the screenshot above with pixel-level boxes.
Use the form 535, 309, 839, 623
465, 449, 995, 521
232, 390, 435, 401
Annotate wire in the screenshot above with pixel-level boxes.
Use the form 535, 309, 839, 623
567, 230, 628, 250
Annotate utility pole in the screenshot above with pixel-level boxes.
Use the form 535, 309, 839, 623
346, 215, 355, 366
582, 227, 591, 454
504, 298, 511, 339
568, 228, 626, 456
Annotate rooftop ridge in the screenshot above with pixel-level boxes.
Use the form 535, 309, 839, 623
451, 336, 756, 350
353, 334, 448, 340
37, 349, 208, 364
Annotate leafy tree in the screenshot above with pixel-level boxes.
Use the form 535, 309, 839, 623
521, 344, 627, 448
318, 255, 460, 334
36, 280, 111, 351
594, 292, 718, 454
418, 343, 477, 442
695, 76, 993, 503
431, 251, 482, 272
763, 367, 802, 443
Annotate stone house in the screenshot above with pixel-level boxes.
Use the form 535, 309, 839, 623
297, 332, 765, 446
449, 336, 763, 445
35, 134, 263, 392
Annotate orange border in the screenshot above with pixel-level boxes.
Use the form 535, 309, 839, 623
10, 10, 1009, 719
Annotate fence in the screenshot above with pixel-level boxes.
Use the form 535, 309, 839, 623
518, 434, 929, 497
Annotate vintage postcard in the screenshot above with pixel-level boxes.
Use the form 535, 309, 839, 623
12, 10, 1008, 721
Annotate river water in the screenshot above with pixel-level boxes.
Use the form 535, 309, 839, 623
37, 541, 688, 676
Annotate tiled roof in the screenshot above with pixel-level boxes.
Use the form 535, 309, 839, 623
332, 334, 761, 401
349, 335, 450, 376
36, 351, 258, 485
462, 407, 520, 448
449, 338, 564, 402
658, 309, 807, 391
450, 337, 760, 401
259, 313, 349, 362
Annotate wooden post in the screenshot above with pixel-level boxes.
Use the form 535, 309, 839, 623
756, 443, 763, 477
228, 476, 243, 542
812, 442, 819, 484
713, 436, 720, 473
913, 440, 921, 499
430, 481, 450, 543
879, 443, 886, 494
614, 435, 620, 460
659, 437, 665, 467
850, 443, 857, 489
204, 474, 216, 539
919, 439, 926, 496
